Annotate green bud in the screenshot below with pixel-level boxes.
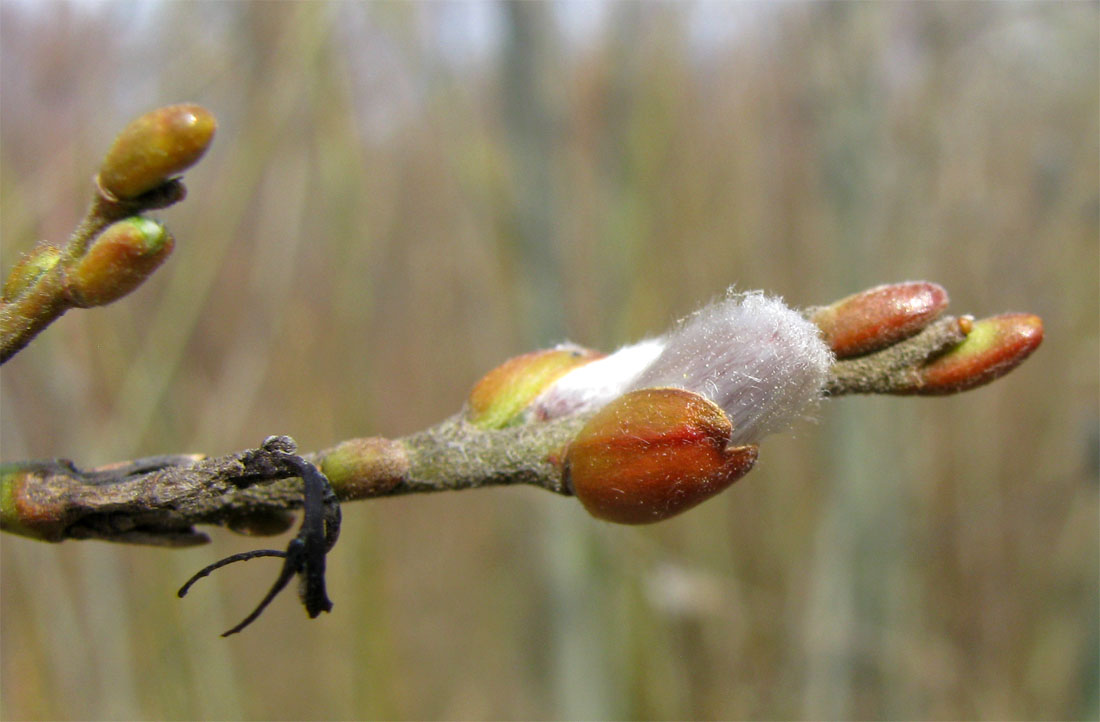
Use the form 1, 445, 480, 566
67, 217, 173, 307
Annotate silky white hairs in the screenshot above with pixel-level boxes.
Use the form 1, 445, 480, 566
531, 290, 833, 444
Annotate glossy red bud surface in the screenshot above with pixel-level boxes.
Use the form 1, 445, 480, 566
565, 388, 758, 524
813, 281, 949, 358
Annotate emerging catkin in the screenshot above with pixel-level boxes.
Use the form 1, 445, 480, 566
532, 290, 833, 443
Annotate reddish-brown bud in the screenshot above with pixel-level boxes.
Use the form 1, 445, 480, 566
900, 313, 1043, 395
97, 103, 216, 201
468, 347, 604, 429
2, 242, 61, 302
565, 388, 758, 524
813, 282, 949, 358
66, 217, 173, 307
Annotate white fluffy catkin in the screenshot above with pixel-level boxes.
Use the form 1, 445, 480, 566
531, 290, 833, 444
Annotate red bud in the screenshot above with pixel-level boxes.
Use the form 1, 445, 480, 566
813, 282, 949, 358
565, 388, 757, 524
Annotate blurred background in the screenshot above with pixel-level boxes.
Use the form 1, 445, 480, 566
1, 2, 1096, 719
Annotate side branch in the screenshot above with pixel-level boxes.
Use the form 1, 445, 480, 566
0, 186, 184, 363
2, 103, 214, 364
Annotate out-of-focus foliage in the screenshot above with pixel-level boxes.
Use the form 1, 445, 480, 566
1, 3, 1096, 720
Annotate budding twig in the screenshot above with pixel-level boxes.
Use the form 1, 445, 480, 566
1, 104, 214, 363
0, 297, 1041, 548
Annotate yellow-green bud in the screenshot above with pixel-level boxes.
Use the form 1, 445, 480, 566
467, 346, 604, 429
319, 437, 409, 501
66, 217, 173, 307
2, 242, 61, 301
97, 103, 216, 201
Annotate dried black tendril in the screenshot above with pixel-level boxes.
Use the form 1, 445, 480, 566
178, 449, 341, 637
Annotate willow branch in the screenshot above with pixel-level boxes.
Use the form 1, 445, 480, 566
0, 309, 1015, 548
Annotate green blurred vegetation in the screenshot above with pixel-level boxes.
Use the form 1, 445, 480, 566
1, 2, 1096, 720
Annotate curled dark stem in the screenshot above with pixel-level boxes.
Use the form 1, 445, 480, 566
218, 545, 298, 637
176, 549, 286, 598
178, 449, 341, 636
